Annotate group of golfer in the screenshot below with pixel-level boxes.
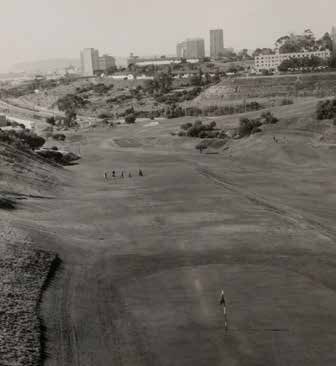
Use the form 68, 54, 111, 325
104, 169, 143, 181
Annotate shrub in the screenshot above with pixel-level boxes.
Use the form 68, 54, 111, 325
56, 94, 87, 112
125, 114, 136, 124
180, 122, 193, 130
238, 117, 262, 137
184, 120, 219, 138
98, 112, 113, 119
0, 129, 45, 150
316, 99, 336, 120
46, 116, 56, 125
260, 111, 278, 124
52, 133, 66, 141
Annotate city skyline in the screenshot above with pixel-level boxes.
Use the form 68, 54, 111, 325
1, 0, 336, 72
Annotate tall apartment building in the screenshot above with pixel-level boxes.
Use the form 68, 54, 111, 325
176, 38, 205, 59
210, 29, 224, 59
254, 49, 331, 72
98, 54, 116, 71
331, 26, 336, 55
80, 48, 99, 76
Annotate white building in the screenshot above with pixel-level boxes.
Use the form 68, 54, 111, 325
255, 49, 331, 72
80, 48, 99, 76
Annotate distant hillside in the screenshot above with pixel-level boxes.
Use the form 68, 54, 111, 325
11, 58, 81, 73
192, 72, 336, 106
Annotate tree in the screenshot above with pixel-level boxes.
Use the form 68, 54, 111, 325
275, 30, 326, 54
253, 48, 274, 57
317, 32, 333, 51
144, 72, 173, 95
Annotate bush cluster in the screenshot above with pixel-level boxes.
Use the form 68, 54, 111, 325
316, 99, 336, 120
125, 114, 136, 124
0, 129, 45, 150
155, 87, 202, 104
165, 101, 263, 119
179, 120, 227, 139
238, 111, 278, 138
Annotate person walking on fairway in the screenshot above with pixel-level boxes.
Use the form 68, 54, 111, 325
112, 170, 116, 178
121, 171, 124, 178
139, 169, 143, 177
104, 171, 108, 181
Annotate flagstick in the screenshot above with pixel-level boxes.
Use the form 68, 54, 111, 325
223, 303, 228, 332
220, 290, 228, 332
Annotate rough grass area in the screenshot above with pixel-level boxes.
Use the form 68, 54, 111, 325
0, 244, 59, 366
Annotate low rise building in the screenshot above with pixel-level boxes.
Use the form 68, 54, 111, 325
255, 49, 331, 72
127, 54, 180, 67
98, 55, 116, 72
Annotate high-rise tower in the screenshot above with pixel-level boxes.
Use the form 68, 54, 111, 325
80, 48, 99, 76
210, 29, 224, 59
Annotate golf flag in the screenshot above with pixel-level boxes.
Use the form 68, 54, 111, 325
220, 290, 228, 331
219, 290, 226, 306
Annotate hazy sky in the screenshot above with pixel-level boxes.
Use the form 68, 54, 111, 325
0, 0, 335, 71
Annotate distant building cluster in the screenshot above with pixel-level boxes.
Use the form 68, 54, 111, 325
254, 26, 336, 73
176, 38, 205, 59
80, 48, 116, 76
255, 49, 331, 73
176, 29, 225, 60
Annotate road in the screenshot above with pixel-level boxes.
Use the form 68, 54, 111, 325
13, 122, 336, 366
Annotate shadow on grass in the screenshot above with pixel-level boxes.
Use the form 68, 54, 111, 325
37, 255, 62, 365
0, 196, 16, 210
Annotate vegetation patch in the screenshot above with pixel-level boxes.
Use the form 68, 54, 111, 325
166, 101, 263, 119
0, 129, 45, 151
316, 98, 336, 120
0, 244, 59, 366
238, 111, 279, 138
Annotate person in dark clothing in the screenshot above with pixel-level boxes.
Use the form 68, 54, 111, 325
128, 172, 132, 178
121, 171, 124, 178
139, 169, 143, 177
112, 170, 116, 178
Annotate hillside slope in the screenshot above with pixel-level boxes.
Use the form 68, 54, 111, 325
193, 73, 336, 106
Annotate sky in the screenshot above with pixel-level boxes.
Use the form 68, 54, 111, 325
0, 0, 335, 71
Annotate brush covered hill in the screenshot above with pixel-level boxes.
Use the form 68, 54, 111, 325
8, 78, 166, 119
192, 73, 336, 106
